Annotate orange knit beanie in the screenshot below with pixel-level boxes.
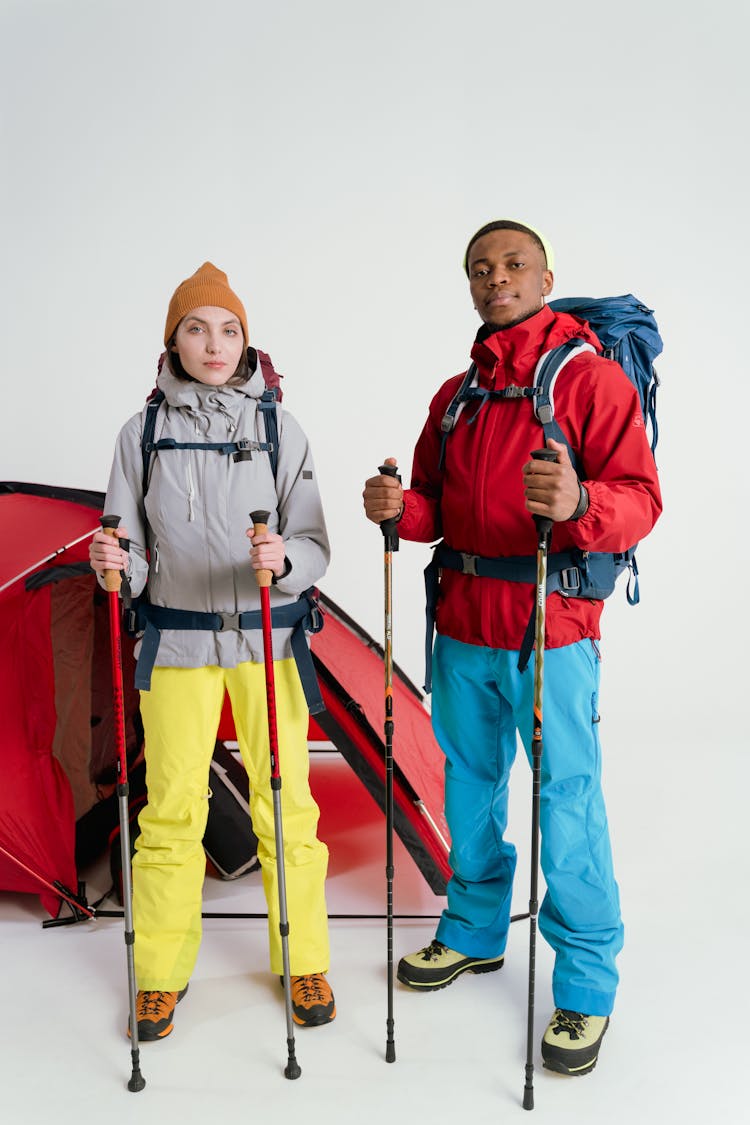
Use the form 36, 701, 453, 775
164, 262, 249, 345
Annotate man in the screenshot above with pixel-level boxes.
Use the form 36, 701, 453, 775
362, 220, 661, 1076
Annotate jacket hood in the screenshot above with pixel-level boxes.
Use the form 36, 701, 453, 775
156, 352, 268, 410
470, 304, 601, 385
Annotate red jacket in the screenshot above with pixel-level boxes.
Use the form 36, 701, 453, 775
398, 304, 662, 651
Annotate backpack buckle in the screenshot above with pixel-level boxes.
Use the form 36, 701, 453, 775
560, 567, 581, 592
218, 612, 242, 631
460, 553, 478, 576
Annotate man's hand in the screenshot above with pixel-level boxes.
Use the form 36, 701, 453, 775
522, 439, 583, 522
363, 456, 404, 525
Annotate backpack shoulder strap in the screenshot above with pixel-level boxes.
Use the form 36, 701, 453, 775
532, 339, 595, 470
438, 364, 478, 470
257, 388, 280, 479
141, 389, 166, 497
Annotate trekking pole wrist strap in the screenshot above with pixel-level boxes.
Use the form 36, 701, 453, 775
569, 482, 589, 521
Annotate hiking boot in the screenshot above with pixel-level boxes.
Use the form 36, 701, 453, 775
285, 973, 336, 1027
396, 939, 504, 991
541, 1009, 609, 1076
128, 985, 189, 1041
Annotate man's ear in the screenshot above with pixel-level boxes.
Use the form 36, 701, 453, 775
542, 269, 554, 297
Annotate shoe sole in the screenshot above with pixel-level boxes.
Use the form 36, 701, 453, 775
292, 1004, 337, 1028
396, 957, 504, 992
542, 1054, 599, 1076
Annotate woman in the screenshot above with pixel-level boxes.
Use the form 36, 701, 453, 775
90, 262, 334, 1040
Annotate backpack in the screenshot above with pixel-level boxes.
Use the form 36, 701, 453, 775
424, 294, 662, 686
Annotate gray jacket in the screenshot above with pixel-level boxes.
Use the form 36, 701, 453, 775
104, 357, 330, 667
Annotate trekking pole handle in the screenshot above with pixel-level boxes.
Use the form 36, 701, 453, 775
530, 449, 557, 537
100, 514, 122, 594
378, 463, 402, 548
249, 509, 274, 588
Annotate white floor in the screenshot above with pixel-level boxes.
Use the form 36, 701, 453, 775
3, 748, 747, 1125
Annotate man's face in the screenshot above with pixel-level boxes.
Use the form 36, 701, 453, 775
467, 229, 553, 330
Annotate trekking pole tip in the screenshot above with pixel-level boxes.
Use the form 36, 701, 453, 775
127, 1066, 146, 1093
284, 1058, 302, 1080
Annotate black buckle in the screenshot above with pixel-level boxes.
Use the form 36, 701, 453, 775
460, 553, 478, 576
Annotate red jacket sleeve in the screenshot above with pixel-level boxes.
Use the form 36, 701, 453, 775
561, 355, 662, 553
397, 377, 463, 543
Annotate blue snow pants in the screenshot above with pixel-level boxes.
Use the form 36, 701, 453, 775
432, 634, 623, 1017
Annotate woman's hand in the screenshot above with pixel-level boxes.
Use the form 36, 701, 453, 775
246, 527, 287, 578
89, 527, 130, 574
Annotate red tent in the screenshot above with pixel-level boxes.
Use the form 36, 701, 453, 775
0, 482, 450, 919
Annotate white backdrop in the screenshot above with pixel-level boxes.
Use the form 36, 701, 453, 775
2, 2, 746, 787
1, 3, 748, 1109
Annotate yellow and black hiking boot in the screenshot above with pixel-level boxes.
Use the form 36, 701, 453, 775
541, 1009, 609, 1076
397, 938, 504, 991
127, 985, 189, 1041
287, 973, 336, 1027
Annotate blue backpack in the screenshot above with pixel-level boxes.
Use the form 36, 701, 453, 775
544, 295, 661, 454
424, 294, 662, 687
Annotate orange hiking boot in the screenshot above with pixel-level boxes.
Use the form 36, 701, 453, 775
287, 973, 336, 1027
128, 985, 189, 1041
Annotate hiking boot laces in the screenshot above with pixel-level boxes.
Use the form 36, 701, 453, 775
294, 973, 327, 1003
551, 1009, 588, 1040
417, 940, 447, 962
139, 991, 173, 1018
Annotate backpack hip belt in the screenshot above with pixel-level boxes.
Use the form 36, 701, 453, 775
131, 587, 325, 713
422, 542, 629, 692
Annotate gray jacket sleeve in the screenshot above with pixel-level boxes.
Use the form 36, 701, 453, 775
272, 407, 330, 595
101, 414, 150, 598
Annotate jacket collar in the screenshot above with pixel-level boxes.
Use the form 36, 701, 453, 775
157, 354, 267, 410
470, 304, 599, 385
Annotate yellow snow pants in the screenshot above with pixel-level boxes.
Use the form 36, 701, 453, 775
133, 660, 330, 989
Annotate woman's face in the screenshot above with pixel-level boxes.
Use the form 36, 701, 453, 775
172, 305, 245, 385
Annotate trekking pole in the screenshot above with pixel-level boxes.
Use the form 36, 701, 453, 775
522, 449, 557, 1112
100, 515, 146, 1094
250, 509, 302, 1081
378, 462, 401, 1065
